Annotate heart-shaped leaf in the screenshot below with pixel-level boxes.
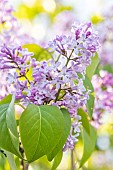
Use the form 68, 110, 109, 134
19, 104, 65, 162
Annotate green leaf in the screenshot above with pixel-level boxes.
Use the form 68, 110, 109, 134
0, 94, 12, 105
83, 76, 94, 92
0, 95, 21, 157
5, 151, 18, 170
0, 150, 6, 169
86, 53, 99, 80
51, 150, 63, 170
47, 108, 71, 161
77, 109, 90, 135
83, 76, 94, 119
23, 44, 51, 61
19, 104, 65, 163
79, 125, 97, 168
86, 94, 94, 119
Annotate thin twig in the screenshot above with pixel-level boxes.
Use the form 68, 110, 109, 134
71, 150, 76, 170
66, 49, 74, 67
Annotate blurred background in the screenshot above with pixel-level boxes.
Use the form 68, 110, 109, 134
9, 0, 113, 44
1, 0, 113, 169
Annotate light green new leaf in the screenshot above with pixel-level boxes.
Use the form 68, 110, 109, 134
47, 108, 71, 161
51, 150, 63, 170
19, 104, 65, 163
83, 76, 94, 119
77, 109, 90, 135
5, 151, 18, 170
0, 95, 21, 157
91, 15, 104, 25
23, 44, 51, 61
0, 94, 12, 105
79, 125, 97, 168
86, 53, 99, 80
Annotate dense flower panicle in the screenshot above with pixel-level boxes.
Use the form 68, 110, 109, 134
0, 0, 37, 99
92, 71, 113, 128
48, 22, 99, 74
0, 0, 100, 151
0, 45, 34, 99
0, 22, 99, 150
0, 45, 33, 70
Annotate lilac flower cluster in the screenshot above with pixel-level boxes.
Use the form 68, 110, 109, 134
0, 21, 99, 150
48, 22, 99, 74
0, 45, 34, 97
92, 71, 113, 128
0, 0, 37, 99
97, 4, 113, 65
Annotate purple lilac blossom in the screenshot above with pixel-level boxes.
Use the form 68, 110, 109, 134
0, 21, 99, 150
0, 0, 37, 99
48, 22, 99, 74
92, 70, 113, 128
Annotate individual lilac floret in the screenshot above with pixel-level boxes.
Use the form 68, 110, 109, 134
92, 70, 113, 128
